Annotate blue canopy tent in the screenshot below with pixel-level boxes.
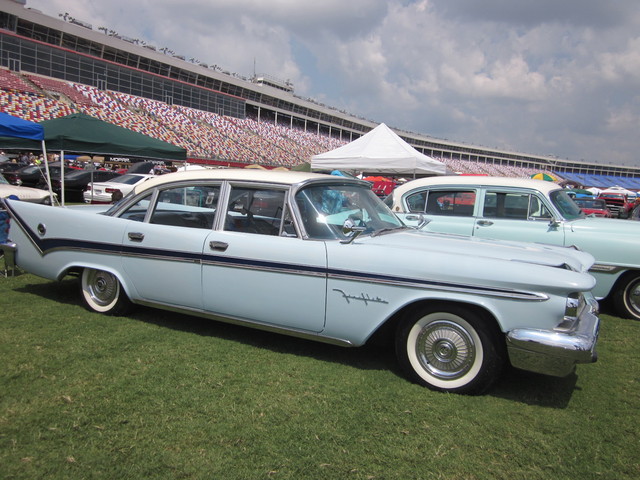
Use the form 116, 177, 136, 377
0, 112, 44, 140
0, 113, 55, 204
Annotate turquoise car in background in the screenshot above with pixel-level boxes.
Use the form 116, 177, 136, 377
2, 169, 599, 394
386, 176, 640, 320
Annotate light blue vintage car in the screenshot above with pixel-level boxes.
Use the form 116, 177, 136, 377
386, 175, 640, 320
1, 169, 599, 394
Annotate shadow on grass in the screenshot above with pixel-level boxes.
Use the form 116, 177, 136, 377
17, 277, 583, 407
491, 367, 579, 408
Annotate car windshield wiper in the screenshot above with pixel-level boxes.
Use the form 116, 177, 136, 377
370, 225, 410, 237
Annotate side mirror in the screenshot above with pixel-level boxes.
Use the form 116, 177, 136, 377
341, 218, 366, 244
406, 214, 430, 229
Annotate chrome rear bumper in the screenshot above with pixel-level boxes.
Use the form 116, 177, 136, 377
1, 241, 18, 276
506, 300, 600, 377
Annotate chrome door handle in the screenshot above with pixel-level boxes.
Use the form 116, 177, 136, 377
128, 232, 144, 241
209, 241, 229, 251
476, 220, 494, 226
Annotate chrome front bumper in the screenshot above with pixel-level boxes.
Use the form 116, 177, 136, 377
506, 299, 600, 377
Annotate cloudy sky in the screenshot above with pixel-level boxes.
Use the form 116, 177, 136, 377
25, 0, 640, 167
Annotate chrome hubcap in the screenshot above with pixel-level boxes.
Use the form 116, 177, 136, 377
87, 270, 118, 306
416, 320, 475, 380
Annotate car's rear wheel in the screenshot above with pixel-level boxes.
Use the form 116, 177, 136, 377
613, 272, 640, 321
396, 304, 504, 394
80, 268, 131, 315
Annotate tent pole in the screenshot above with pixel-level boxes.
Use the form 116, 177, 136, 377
60, 150, 65, 206
40, 140, 55, 206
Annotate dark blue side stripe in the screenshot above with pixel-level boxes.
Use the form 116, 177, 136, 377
5, 200, 543, 300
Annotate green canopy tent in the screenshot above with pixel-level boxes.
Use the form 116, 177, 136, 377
0, 113, 187, 204
0, 113, 186, 160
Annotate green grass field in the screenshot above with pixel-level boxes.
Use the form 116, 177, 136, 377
1, 273, 639, 480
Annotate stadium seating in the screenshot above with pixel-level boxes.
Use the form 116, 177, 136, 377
0, 69, 635, 189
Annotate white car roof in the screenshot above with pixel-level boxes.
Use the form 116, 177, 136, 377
132, 169, 338, 196
392, 175, 562, 198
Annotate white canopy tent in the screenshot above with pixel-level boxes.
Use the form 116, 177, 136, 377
311, 123, 447, 176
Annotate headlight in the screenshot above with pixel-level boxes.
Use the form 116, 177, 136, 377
564, 292, 583, 320
556, 292, 587, 331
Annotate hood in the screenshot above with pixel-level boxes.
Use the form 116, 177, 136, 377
570, 216, 640, 235
348, 229, 596, 295
368, 229, 594, 272
566, 217, 640, 267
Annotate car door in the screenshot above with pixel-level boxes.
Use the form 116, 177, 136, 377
201, 185, 327, 332
395, 187, 478, 236
472, 189, 566, 246
121, 185, 220, 309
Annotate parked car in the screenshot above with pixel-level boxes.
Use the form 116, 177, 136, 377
0, 161, 29, 176
0, 172, 57, 204
573, 198, 612, 218
83, 173, 155, 204
1, 169, 599, 394
3, 164, 75, 188
597, 191, 637, 218
44, 169, 121, 202
385, 176, 640, 320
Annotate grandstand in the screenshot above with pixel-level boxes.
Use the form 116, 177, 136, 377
0, 0, 638, 188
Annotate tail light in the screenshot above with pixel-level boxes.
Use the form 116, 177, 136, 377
105, 188, 121, 194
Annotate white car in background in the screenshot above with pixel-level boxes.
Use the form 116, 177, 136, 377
0, 172, 56, 204
84, 174, 154, 204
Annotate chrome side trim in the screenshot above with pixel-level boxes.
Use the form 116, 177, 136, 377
589, 263, 626, 274
202, 257, 327, 278
134, 299, 355, 347
329, 271, 549, 301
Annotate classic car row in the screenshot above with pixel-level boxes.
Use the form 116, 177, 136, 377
386, 176, 640, 320
2, 161, 158, 203
1, 169, 599, 394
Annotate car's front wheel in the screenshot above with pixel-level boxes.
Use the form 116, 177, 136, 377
395, 304, 504, 394
613, 272, 640, 321
80, 268, 131, 315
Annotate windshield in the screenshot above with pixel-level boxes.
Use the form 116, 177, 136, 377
109, 174, 146, 185
575, 198, 606, 209
20, 166, 40, 174
295, 183, 404, 240
550, 190, 585, 220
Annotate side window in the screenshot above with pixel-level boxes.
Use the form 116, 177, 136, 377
425, 190, 476, 217
528, 195, 553, 219
150, 185, 220, 229
225, 187, 286, 236
483, 192, 530, 219
119, 193, 153, 222
406, 191, 427, 213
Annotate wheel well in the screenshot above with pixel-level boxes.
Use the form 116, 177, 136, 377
612, 269, 640, 290
58, 266, 133, 301
367, 299, 503, 348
